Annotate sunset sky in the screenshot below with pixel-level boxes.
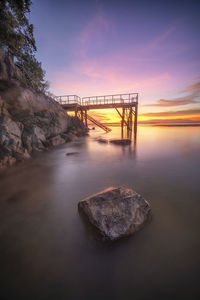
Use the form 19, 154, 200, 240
31, 0, 200, 123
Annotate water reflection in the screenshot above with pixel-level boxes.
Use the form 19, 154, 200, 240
121, 123, 137, 141
0, 125, 200, 300
91, 125, 137, 158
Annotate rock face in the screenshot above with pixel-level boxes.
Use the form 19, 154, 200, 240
78, 187, 151, 241
0, 49, 87, 168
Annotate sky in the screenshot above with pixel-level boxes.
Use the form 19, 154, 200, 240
31, 0, 200, 123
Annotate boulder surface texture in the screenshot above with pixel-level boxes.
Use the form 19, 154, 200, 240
0, 49, 87, 168
78, 187, 151, 241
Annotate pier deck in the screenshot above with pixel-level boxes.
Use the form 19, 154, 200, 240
55, 93, 138, 137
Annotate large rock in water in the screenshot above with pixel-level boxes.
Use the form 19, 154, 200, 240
78, 187, 151, 241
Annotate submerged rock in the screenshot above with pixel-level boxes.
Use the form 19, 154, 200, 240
78, 187, 151, 241
66, 152, 80, 156
110, 139, 131, 145
96, 138, 109, 144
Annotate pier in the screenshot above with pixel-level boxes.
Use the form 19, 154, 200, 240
55, 93, 138, 138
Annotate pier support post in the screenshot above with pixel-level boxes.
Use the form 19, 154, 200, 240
75, 105, 78, 117
128, 107, 133, 139
121, 107, 125, 138
81, 109, 84, 123
85, 109, 88, 127
134, 103, 138, 137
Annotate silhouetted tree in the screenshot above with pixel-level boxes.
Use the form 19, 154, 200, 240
0, 0, 48, 92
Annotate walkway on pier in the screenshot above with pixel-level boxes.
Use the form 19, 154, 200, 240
54, 93, 138, 136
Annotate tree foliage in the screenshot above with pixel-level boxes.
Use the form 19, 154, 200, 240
0, 0, 48, 92
16, 53, 48, 91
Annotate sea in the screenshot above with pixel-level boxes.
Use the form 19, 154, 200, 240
0, 125, 200, 300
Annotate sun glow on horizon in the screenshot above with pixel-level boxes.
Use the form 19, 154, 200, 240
68, 107, 200, 124
40, 1, 200, 125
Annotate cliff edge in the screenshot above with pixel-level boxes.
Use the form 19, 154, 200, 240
0, 49, 87, 168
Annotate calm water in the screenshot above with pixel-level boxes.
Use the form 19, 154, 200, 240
0, 125, 200, 300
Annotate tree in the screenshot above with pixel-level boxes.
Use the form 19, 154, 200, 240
16, 53, 49, 92
0, 0, 48, 92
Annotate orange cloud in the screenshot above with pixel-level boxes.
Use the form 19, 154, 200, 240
139, 118, 200, 124
183, 81, 200, 93
144, 80, 200, 107
144, 97, 197, 107
141, 108, 200, 117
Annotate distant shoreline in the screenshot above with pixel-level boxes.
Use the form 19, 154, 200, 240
142, 124, 200, 127
88, 123, 200, 127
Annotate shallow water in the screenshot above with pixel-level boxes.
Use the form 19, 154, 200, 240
0, 125, 200, 300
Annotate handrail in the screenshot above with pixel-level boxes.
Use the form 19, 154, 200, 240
83, 92, 138, 100
54, 93, 138, 106
54, 95, 81, 105
82, 93, 138, 106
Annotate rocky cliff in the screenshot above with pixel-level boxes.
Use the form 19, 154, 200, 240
0, 49, 87, 168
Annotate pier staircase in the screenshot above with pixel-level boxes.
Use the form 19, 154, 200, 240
81, 111, 111, 133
